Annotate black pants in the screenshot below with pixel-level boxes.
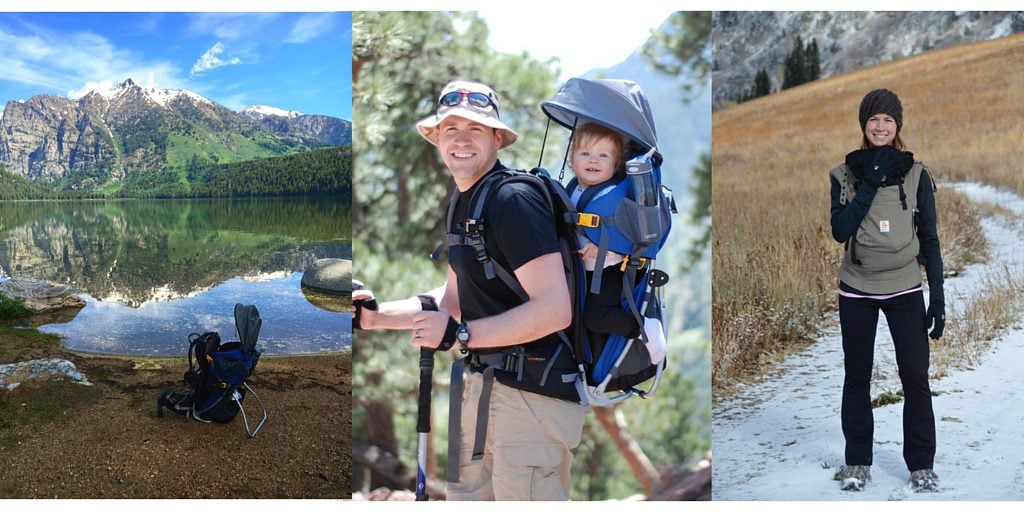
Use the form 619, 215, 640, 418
839, 289, 935, 472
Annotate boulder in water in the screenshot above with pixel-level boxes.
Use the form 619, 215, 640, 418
301, 259, 352, 294
0, 277, 85, 313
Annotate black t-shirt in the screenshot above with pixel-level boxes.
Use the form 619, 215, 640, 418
447, 161, 562, 348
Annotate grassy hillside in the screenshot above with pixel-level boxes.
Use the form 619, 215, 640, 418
712, 34, 1024, 390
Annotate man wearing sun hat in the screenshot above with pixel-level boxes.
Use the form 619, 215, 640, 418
353, 80, 585, 500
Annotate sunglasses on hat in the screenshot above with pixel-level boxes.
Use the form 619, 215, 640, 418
439, 90, 499, 115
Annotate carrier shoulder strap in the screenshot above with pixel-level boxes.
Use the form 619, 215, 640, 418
833, 164, 864, 265
440, 168, 586, 361
445, 169, 554, 303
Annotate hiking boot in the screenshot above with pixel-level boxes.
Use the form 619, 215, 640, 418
910, 469, 939, 492
834, 465, 871, 491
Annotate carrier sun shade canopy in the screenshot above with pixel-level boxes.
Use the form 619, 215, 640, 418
541, 77, 662, 166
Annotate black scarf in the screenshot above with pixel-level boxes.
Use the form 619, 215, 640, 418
845, 146, 915, 187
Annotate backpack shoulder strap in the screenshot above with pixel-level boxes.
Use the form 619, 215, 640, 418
447, 169, 537, 302
829, 164, 855, 206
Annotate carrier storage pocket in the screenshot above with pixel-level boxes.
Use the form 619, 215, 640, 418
614, 198, 666, 251
855, 188, 919, 270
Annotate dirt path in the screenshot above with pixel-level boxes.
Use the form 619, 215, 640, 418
0, 336, 351, 498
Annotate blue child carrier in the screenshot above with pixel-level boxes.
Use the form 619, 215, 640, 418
156, 303, 269, 437
541, 77, 677, 407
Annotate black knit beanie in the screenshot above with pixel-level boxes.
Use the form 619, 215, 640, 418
859, 89, 903, 133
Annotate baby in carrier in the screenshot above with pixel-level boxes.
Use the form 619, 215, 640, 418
566, 122, 667, 366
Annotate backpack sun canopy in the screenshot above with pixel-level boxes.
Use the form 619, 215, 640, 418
541, 77, 661, 165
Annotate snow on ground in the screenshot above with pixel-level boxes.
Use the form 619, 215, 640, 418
714, 182, 1024, 500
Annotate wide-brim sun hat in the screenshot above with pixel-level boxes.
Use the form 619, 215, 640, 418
416, 80, 519, 149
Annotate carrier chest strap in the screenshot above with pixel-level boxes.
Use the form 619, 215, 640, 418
570, 178, 621, 295
446, 225, 529, 302
445, 172, 544, 303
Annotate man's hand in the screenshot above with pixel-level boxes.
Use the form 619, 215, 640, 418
352, 289, 378, 330
412, 309, 457, 350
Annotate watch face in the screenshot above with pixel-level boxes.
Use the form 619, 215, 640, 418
457, 324, 470, 342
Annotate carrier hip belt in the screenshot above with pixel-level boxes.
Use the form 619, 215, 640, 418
446, 350, 525, 483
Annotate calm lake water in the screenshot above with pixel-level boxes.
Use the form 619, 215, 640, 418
0, 198, 351, 356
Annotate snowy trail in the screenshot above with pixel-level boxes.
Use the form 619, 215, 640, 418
713, 183, 1024, 500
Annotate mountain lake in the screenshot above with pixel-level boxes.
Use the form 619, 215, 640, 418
0, 197, 351, 356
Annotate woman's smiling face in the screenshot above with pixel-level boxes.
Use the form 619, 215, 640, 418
864, 113, 897, 147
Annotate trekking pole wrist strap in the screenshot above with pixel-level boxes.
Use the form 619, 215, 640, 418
437, 316, 460, 352
352, 298, 378, 331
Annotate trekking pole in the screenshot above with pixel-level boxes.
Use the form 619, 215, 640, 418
415, 295, 438, 501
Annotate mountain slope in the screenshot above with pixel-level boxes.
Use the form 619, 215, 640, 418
0, 79, 352, 193
712, 11, 1024, 109
242, 106, 352, 147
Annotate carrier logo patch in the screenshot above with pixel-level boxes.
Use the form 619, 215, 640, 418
879, 220, 890, 233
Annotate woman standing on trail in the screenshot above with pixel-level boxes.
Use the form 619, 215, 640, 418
828, 89, 945, 493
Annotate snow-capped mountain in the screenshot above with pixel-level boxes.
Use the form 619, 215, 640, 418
241, 105, 302, 119
241, 105, 352, 148
86, 78, 215, 108
0, 78, 351, 182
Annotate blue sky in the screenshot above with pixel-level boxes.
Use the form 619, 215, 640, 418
0, 12, 352, 120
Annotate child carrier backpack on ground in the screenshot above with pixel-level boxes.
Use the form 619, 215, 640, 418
156, 303, 268, 437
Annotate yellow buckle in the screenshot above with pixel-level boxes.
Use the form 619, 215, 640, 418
577, 213, 600, 228
620, 256, 648, 272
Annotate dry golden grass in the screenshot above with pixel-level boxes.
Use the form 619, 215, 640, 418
713, 34, 1024, 390
937, 264, 1024, 378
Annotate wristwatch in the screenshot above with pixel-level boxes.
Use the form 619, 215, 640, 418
456, 321, 471, 354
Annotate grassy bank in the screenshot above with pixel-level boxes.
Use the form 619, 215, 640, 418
712, 34, 1024, 392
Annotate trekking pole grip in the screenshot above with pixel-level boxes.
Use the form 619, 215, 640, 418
416, 295, 438, 434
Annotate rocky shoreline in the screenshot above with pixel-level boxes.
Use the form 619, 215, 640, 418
0, 283, 352, 498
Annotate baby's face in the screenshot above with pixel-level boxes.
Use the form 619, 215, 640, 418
572, 137, 618, 188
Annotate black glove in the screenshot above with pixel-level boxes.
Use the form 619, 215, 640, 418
925, 300, 945, 340
861, 145, 901, 187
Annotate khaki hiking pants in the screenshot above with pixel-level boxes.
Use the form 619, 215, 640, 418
446, 370, 585, 501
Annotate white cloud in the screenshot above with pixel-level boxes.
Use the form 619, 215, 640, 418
0, 25, 184, 99
190, 41, 242, 76
477, 9, 676, 81
284, 13, 336, 44
188, 13, 278, 41
67, 79, 114, 98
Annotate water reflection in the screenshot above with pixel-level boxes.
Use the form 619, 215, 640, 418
0, 198, 351, 355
